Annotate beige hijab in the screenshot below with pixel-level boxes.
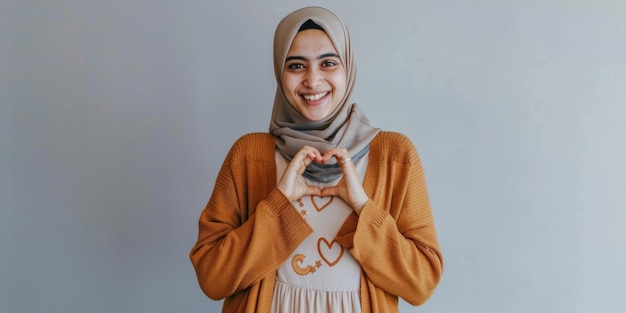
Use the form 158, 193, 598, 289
269, 6, 380, 183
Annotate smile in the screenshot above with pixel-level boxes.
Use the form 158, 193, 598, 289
302, 92, 329, 101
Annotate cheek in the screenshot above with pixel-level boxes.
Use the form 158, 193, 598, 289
281, 75, 300, 106
282, 71, 298, 88
282, 76, 297, 97
331, 73, 347, 97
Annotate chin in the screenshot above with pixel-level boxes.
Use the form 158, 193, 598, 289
303, 110, 332, 122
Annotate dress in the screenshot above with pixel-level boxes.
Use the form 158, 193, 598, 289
190, 131, 443, 313
270, 150, 369, 312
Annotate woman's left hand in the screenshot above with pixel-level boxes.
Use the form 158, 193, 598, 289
320, 148, 369, 215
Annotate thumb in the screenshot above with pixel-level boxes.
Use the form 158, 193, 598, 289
320, 185, 339, 198
308, 186, 323, 197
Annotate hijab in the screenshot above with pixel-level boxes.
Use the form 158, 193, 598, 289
269, 6, 380, 183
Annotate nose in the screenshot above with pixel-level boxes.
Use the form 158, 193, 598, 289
303, 67, 322, 89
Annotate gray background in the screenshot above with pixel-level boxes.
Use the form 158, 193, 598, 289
2, 0, 625, 312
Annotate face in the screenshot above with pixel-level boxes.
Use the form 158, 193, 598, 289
282, 29, 347, 122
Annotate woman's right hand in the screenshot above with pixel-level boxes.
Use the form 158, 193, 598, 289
277, 146, 323, 201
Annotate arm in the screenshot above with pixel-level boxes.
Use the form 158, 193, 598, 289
189, 137, 313, 300
335, 133, 443, 305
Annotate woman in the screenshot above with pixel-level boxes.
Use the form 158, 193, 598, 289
190, 6, 443, 312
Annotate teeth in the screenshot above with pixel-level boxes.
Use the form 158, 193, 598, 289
303, 92, 328, 101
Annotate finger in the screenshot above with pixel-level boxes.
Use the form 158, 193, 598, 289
322, 148, 350, 164
289, 147, 319, 171
300, 146, 323, 162
308, 148, 324, 163
338, 156, 352, 168
320, 185, 339, 198
307, 186, 322, 197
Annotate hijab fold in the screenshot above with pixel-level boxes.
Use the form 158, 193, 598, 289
270, 7, 380, 183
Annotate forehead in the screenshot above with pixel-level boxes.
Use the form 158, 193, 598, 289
287, 29, 338, 56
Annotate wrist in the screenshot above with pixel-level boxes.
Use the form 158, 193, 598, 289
352, 197, 369, 215
277, 185, 293, 202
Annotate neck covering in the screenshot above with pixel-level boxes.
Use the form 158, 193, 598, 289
269, 6, 381, 183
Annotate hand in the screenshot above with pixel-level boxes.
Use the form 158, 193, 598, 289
277, 146, 323, 202
320, 148, 369, 215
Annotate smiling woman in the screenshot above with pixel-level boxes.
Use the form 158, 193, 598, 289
190, 6, 443, 313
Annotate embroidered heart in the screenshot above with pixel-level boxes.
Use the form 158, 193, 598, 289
317, 237, 344, 267
311, 196, 334, 212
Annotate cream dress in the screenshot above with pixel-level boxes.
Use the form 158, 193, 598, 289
271, 151, 369, 313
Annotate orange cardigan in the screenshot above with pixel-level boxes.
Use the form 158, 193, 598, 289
190, 132, 443, 312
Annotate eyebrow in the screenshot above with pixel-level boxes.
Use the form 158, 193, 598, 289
285, 53, 340, 62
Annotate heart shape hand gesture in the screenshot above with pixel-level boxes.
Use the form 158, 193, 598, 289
277, 146, 369, 214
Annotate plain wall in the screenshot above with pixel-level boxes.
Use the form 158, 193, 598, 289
2, 0, 625, 312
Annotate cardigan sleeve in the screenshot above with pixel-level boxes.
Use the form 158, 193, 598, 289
335, 132, 443, 306
189, 134, 313, 300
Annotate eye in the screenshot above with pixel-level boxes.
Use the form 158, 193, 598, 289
322, 60, 338, 67
286, 63, 305, 70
